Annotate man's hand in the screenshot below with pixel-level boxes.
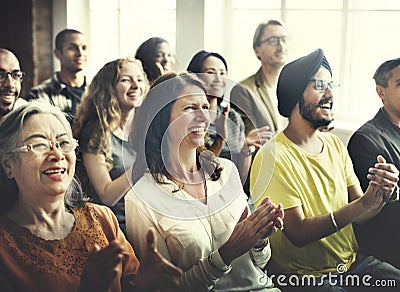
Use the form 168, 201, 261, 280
364, 155, 399, 208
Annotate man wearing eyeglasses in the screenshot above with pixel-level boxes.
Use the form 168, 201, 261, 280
348, 58, 400, 269
0, 48, 26, 122
251, 49, 400, 290
231, 19, 288, 135
25, 29, 88, 123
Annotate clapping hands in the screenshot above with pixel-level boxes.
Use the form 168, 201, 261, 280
365, 155, 399, 207
135, 228, 183, 291
79, 228, 183, 292
218, 197, 284, 265
79, 240, 127, 292
245, 126, 273, 149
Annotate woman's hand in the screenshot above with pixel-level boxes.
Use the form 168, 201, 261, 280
208, 104, 229, 156
79, 240, 125, 292
154, 62, 165, 76
245, 126, 273, 149
135, 228, 183, 291
218, 197, 283, 265
214, 103, 230, 141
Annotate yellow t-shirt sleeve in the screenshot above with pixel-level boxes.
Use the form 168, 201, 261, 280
250, 142, 302, 209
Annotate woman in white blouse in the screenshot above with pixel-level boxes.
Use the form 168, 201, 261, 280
125, 72, 283, 291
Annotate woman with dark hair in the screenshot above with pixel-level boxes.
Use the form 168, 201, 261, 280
125, 72, 283, 291
187, 50, 273, 183
0, 102, 182, 291
135, 37, 175, 84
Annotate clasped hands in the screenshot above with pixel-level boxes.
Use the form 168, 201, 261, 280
365, 155, 399, 207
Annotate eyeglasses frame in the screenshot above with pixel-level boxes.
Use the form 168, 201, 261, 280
309, 79, 340, 93
0, 70, 26, 83
13, 138, 78, 155
258, 36, 288, 46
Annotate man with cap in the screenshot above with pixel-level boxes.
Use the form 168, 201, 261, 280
250, 49, 400, 290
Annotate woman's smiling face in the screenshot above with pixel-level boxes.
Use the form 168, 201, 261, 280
167, 84, 210, 151
10, 113, 76, 202
115, 61, 147, 112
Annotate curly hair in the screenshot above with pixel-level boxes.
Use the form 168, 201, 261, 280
73, 58, 148, 170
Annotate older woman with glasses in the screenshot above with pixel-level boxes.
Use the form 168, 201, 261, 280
0, 102, 182, 291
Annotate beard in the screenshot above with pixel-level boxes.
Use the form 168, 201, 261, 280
298, 96, 333, 129
0, 104, 13, 118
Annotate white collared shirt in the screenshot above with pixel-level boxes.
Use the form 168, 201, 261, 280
125, 158, 278, 291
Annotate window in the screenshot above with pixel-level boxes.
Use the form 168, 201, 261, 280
87, 0, 176, 79
229, 0, 400, 125
82, 0, 400, 126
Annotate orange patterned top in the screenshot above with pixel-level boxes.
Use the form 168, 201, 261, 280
0, 203, 139, 291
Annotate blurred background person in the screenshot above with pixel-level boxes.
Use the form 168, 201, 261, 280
187, 50, 272, 183
231, 19, 288, 135
0, 48, 26, 122
135, 37, 175, 85
73, 58, 149, 234
26, 29, 88, 123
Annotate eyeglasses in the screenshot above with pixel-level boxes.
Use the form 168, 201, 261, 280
309, 79, 340, 93
0, 70, 25, 83
259, 36, 287, 46
13, 138, 78, 155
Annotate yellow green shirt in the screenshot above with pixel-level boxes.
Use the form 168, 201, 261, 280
250, 131, 359, 276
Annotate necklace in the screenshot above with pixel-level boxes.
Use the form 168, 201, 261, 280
171, 170, 207, 203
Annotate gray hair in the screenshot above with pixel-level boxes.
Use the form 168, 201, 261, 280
0, 101, 87, 214
373, 58, 400, 87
